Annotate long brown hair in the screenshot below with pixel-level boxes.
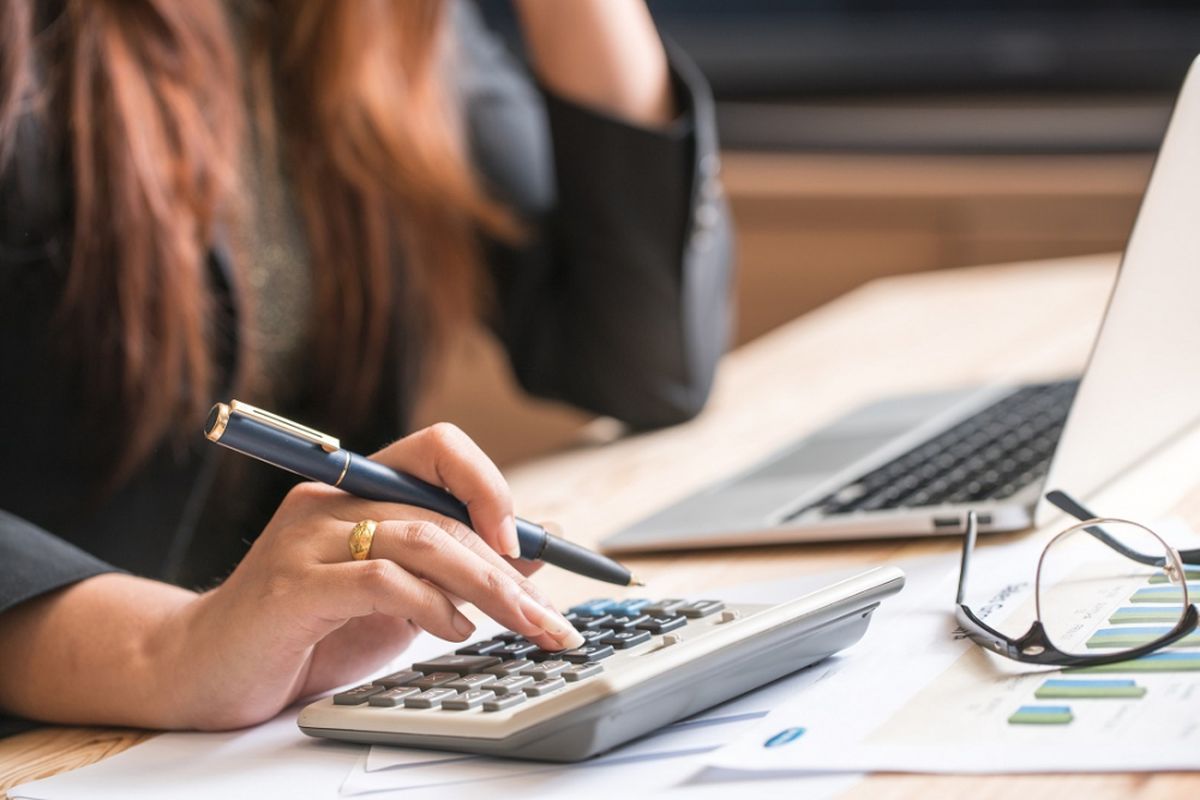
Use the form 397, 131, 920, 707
0, 0, 511, 480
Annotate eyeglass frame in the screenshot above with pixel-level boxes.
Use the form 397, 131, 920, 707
954, 489, 1200, 667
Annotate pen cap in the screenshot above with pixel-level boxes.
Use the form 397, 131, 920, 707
206, 403, 349, 484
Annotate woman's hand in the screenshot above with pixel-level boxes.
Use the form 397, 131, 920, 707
0, 423, 583, 732
165, 422, 584, 729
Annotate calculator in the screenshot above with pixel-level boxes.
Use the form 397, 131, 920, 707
298, 566, 904, 761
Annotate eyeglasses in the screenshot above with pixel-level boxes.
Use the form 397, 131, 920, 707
955, 489, 1200, 667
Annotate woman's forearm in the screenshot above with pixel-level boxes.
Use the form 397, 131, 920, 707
513, 0, 675, 127
0, 573, 198, 729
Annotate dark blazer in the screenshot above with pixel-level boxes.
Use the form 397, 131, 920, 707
0, 0, 733, 730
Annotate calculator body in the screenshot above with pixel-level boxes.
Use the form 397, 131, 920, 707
298, 566, 904, 761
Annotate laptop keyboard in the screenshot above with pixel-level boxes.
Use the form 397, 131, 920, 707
789, 380, 1079, 519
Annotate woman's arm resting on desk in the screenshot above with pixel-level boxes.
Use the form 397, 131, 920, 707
0, 424, 583, 731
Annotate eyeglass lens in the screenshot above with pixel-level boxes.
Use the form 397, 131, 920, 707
1035, 519, 1190, 658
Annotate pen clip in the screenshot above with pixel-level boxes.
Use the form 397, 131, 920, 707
228, 400, 341, 453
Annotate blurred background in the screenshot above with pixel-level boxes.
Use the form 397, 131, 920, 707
414, 0, 1200, 464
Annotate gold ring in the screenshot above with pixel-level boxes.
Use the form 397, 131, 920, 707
348, 519, 378, 561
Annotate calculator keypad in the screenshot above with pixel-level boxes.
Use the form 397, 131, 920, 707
341, 598, 728, 718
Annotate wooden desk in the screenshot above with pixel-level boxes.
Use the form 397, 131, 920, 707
4, 253, 1197, 798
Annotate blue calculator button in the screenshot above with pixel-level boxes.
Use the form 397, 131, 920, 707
569, 599, 617, 616
609, 598, 652, 616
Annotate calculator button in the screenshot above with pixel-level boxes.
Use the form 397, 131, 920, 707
609, 598, 652, 616
643, 599, 687, 616
523, 660, 571, 680
491, 675, 534, 695
637, 615, 687, 634
495, 641, 541, 660
443, 689, 496, 710
373, 669, 424, 688
483, 659, 534, 677
404, 688, 459, 709
411, 672, 459, 690
573, 614, 614, 631
677, 600, 725, 619
600, 630, 652, 649
483, 693, 527, 712
334, 684, 384, 705
562, 663, 604, 682
569, 599, 617, 616
494, 630, 523, 642
455, 639, 507, 656
368, 686, 421, 707
446, 673, 497, 692
607, 614, 650, 631
524, 677, 567, 697
412, 655, 501, 675
562, 644, 615, 663
528, 647, 568, 662
579, 629, 610, 644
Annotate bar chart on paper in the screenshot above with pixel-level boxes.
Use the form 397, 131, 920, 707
708, 520, 1200, 774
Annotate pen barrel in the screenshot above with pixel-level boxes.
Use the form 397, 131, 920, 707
214, 412, 349, 484
536, 534, 632, 585
338, 455, 471, 528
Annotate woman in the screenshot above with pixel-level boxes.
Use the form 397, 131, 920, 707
0, 0, 732, 733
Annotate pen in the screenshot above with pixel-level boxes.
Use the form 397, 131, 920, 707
204, 400, 643, 587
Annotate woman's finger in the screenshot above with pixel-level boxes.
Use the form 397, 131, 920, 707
370, 520, 583, 652
369, 423, 520, 559
318, 498, 555, 609
294, 559, 476, 643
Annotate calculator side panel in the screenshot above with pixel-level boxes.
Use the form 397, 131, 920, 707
301, 601, 876, 761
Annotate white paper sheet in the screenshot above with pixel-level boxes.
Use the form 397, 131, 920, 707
708, 518, 1200, 775
342, 653, 855, 799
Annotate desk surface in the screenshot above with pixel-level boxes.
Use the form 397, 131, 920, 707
4, 253, 1197, 798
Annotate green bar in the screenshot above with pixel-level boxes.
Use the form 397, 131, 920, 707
1034, 679, 1146, 699
1068, 652, 1200, 673
1008, 705, 1073, 725
1130, 587, 1195, 603
1109, 606, 1186, 624
1084, 626, 1200, 649
1148, 569, 1200, 584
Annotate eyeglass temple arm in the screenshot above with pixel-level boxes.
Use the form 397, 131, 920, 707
1045, 489, 1187, 567
955, 510, 978, 604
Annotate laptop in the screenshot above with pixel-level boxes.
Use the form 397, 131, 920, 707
601, 54, 1200, 555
